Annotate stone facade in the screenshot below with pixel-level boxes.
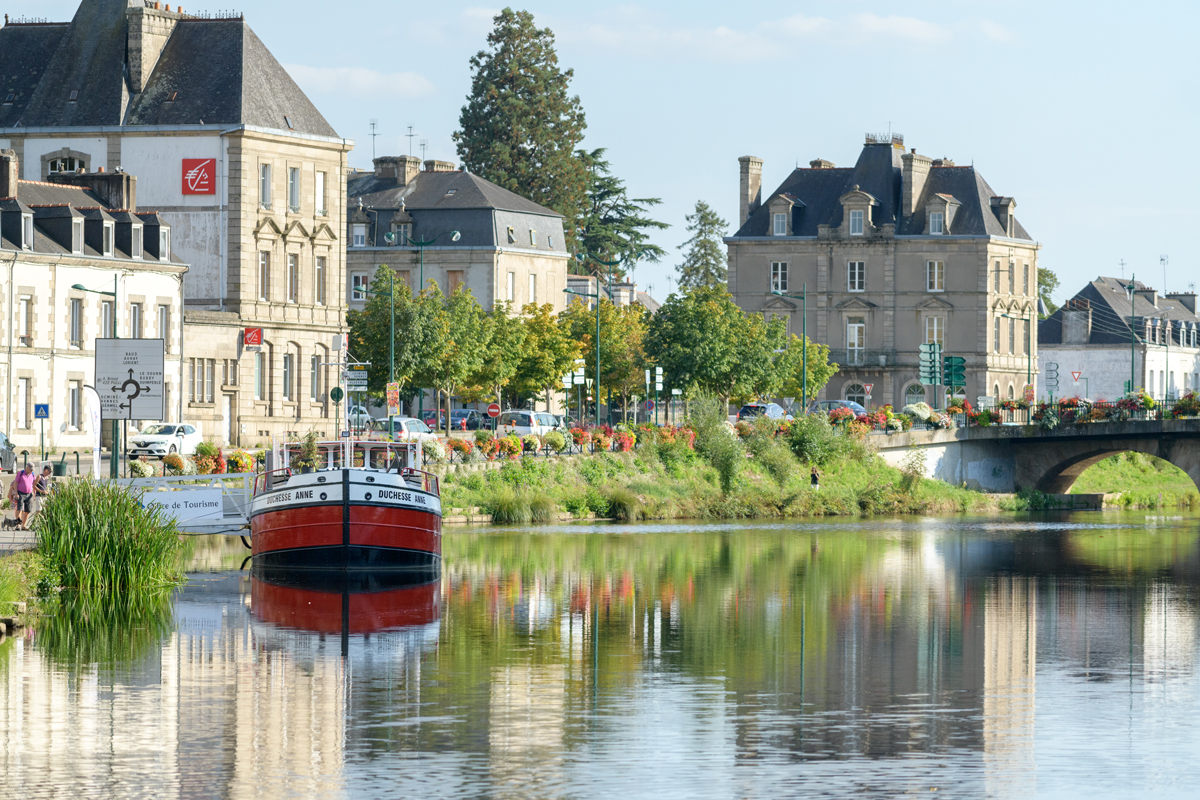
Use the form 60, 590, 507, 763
728, 136, 1040, 409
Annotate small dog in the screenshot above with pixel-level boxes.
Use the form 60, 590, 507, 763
1, 516, 21, 531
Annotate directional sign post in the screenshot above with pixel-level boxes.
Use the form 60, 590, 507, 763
96, 339, 165, 421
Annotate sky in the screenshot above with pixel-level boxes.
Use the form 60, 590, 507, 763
8, 0, 1199, 305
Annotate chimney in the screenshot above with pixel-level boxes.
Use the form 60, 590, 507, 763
0, 149, 17, 199
1062, 299, 1092, 344
900, 148, 932, 217
1135, 287, 1158, 308
808, 159, 835, 169
738, 156, 763, 228
1166, 292, 1197, 314
373, 155, 422, 185
423, 159, 457, 173
48, 170, 138, 212
126, 4, 181, 94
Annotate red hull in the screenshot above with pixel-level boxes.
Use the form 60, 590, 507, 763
251, 577, 439, 634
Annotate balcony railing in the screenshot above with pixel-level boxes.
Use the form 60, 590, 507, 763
829, 349, 898, 368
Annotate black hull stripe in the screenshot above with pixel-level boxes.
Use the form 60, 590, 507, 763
253, 544, 440, 571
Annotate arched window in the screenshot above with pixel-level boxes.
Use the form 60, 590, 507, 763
845, 383, 866, 406
1007, 384, 1015, 400
993, 383, 1001, 399
905, 384, 926, 406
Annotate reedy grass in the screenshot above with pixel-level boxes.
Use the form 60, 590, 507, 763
36, 590, 175, 668
35, 479, 184, 594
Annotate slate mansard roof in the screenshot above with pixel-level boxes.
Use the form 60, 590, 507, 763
0, 0, 336, 136
1038, 276, 1200, 346
733, 142, 1032, 240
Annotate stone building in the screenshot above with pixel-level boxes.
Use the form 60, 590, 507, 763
1038, 277, 1200, 401
0, 0, 351, 446
565, 275, 660, 313
346, 156, 569, 313
0, 149, 185, 456
727, 134, 1040, 408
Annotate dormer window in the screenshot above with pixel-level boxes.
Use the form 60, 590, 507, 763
529, 229, 537, 246
21, 214, 32, 249
159, 228, 169, 260
849, 210, 864, 236
103, 223, 114, 256
773, 213, 787, 236
352, 224, 366, 247
132, 225, 143, 259
929, 212, 944, 235
2, 94, 13, 104
72, 219, 83, 254
507, 226, 515, 244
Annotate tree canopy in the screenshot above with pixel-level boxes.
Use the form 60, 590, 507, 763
561, 299, 650, 416
454, 8, 588, 248
345, 265, 438, 396
676, 201, 729, 291
512, 302, 580, 406
574, 148, 668, 280
1038, 266, 1060, 316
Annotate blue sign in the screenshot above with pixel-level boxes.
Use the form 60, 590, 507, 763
34, 404, 49, 419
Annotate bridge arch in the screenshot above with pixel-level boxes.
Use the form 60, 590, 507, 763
1031, 439, 1200, 494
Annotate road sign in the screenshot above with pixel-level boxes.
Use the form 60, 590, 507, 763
645, 400, 655, 411
672, 389, 682, 396
95, 338, 165, 420
344, 364, 369, 390
34, 404, 49, 419
655, 382, 663, 391
562, 375, 573, 389
386, 382, 401, 416
942, 355, 966, 387
655, 366, 663, 376
864, 383, 874, 396
1045, 361, 1060, 391
244, 327, 262, 351
919, 343, 942, 385
330, 387, 344, 402
1072, 371, 1082, 382
486, 403, 501, 418
573, 374, 586, 385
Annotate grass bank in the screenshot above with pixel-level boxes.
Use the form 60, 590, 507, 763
1069, 452, 1200, 508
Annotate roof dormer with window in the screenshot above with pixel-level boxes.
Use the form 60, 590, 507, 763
767, 194, 800, 236
838, 185, 880, 238
924, 193, 960, 235
990, 196, 1017, 238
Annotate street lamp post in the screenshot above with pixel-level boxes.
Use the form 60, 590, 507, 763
72, 276, 119, 478
397, 228, 461, 421
771, 285, 808, 411
564, 253, 620, 427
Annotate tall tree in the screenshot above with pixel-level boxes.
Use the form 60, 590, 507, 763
644, 285, 752, 405
466, 301, 528, 407
454, 8, 588, 247
775, 334, 839, 407
1038, 266, 1060, 316
561, 300, 649, 420
513, 302, 580, 410
413, 286, 493, 434
676, 201, 729, 290
575, 148, 668, 280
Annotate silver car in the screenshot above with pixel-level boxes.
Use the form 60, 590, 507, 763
0, 431, 14, 473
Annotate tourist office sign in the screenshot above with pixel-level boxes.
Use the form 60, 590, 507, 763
95, 339, 165, 420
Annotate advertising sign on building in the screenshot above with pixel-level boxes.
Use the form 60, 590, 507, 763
182, 158, 216, 195
244, 327, 263, 351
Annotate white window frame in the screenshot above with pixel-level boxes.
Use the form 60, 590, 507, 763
18, 297, 31, 346
926, 260, 944, 292
101, 300, 113, 338
925, 316, 944, 346
506, 272, 515, 303
929, 212, 944, 235
69, 298, 82, 347
260, 164, 272, 209
282, 353, 292, 401
17, 377, 29, 429
206, 359, 215, 403
994, 316, 1002, 353
773, 213, 787, 236
770, 261, 788, 293
258, 251, 270, 301
158, 304, 169, 342
22, 214, 32, 249
159, 229, 169, 260
846, 317, 865, 363
847, 261, 865, 292
352, 273, 369, 301
69, 380, 81, 430
130, 303, 142, 339
529, 273, 537, 303
352, 224, 367, 247
103, 223, 114, 256
72, 219, 83, 254
849, 209, 864, 236
131, 224, 143, 259
311, 354, 320, 402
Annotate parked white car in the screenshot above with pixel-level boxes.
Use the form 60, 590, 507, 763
375, 417, 441, 443
129, 423, 203, 458
497, 410, 550, 436
347, 404, 376, 429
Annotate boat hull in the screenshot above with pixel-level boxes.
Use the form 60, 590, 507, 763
249, 468, 441, 571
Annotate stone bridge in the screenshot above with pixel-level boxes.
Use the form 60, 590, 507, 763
875, 419, 1200, 494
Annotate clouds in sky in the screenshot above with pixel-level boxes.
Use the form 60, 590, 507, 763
283, 64, 435, 98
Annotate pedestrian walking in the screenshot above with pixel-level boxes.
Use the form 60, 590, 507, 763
33, 465, 52, 520
12, 463, 36, 529
811, 466, 821, 491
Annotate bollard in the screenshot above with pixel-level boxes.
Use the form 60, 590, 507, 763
75, 451, 80, 475
19, 451, 27, 467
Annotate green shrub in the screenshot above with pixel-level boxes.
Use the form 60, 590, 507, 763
543, 430, 568, 453
474, 429, 494, 445
606, 486, 641, 520
584, 486, 610, 516
486, 485, 531, 524
784, 413, 851, 466
529, 494, 556, 523
688, 396, 744, 496
194, 440, 219, 459
36, 479, 183, 594
746, 417, 796, 490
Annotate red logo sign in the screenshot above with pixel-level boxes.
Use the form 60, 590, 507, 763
182, 158, 216, 195
486, 403, 501, 418
244, 327, 263, 346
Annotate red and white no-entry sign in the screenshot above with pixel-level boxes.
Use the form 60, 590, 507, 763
1072, 371, 1082, 382
486, 403, 501, 418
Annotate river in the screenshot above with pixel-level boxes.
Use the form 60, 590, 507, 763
3, 512, 1200, 798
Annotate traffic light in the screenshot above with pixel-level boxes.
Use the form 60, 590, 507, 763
919, 343, 941, 385
942, 356, 966, 387
1044, 361, 1059, 392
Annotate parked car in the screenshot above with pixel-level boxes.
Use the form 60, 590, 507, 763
420, 409, 448, 429
737, 402, 792, 421
449, 409, 486, 431
373, 417, 440, 443
129, 423, 203, 458
0, 431, 14, 472
536, 413, 563, 431
808, 400, 868, 416
497, 410, 549, 436
347, 404, 375, 429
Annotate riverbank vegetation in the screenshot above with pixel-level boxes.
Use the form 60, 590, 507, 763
442, 400, 1004, 523
1069, 452, 1200, 508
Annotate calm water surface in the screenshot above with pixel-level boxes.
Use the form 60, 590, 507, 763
3, 512, 1200, 799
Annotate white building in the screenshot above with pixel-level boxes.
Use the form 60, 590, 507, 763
1037, 277, 1200, 401
0, 150, 185, 456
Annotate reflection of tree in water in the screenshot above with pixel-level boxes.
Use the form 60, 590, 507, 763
35, 591, 174, 670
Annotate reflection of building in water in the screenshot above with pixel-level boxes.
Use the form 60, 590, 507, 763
489, 664, 567, 798
1142, 584, 1196, 680
983, 576, 1037, 797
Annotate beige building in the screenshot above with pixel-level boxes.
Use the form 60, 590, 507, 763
346, 156, 569, 314
0, 1, 351, 446
727, 134, 1039, 409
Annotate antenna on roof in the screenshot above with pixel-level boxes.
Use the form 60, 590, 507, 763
369, 119, 379, 161
406, 126, 417, 157
1161, 254, 1169, 293
420, 139, 428, 162
1119, 258, 1126, 279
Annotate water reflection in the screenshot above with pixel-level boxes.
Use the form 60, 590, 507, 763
1, 514, 1199, 798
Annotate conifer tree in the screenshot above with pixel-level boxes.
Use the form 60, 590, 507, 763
454, 8, 588, 246
575, 148, 667, 280
676, 201, 729, 291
